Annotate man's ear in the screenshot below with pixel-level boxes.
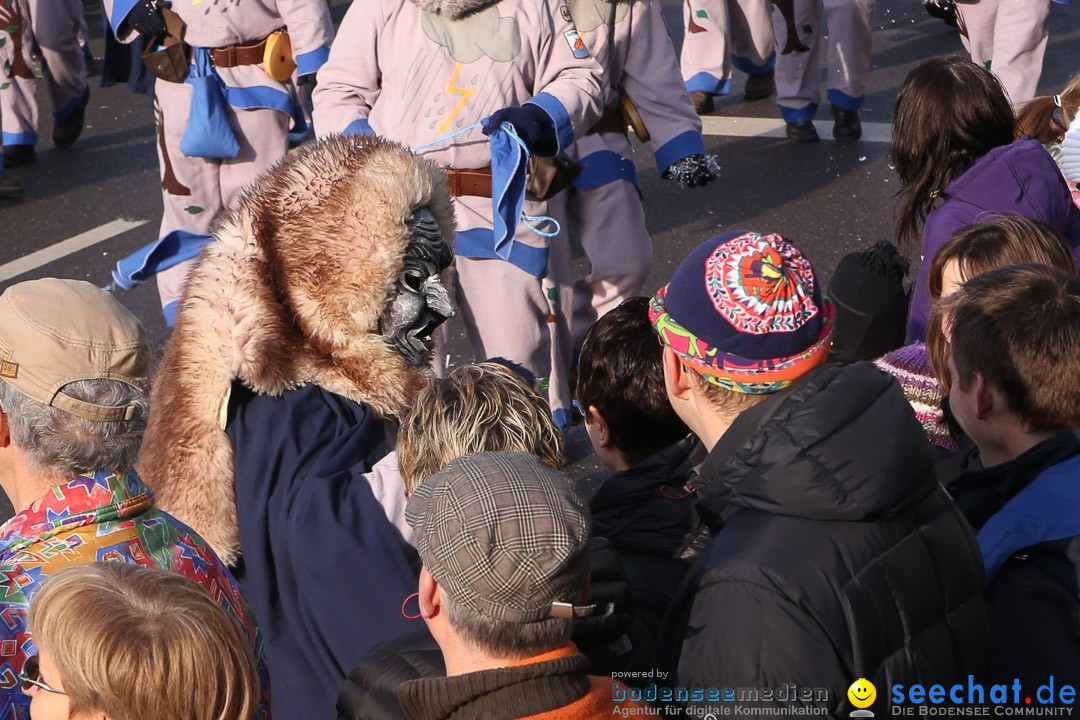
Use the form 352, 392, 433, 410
973, 371, 994, 420
419, 566, 442, 619
663, 346, 692, 401
586, 405, 612, 450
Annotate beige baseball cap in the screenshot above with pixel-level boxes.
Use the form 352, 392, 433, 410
0, 278, 149, 422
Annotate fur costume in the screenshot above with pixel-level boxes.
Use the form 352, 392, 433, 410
138, 134, 456, 564
411, 0, 500, 20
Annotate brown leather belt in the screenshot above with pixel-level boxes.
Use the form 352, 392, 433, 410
445, 167, 492, 198
587, 105, 628, 136
213, 34, 274, 69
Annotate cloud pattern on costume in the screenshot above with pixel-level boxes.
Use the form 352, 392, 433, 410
421, 5, 521, 63
567, 0, 630, 33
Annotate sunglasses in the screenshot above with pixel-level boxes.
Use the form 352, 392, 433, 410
19, 654, 66, 695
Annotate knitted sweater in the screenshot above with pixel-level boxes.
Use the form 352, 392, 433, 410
398, 645, 648, 719
874, 343, 956, 451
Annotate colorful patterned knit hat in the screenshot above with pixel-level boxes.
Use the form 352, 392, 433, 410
649, 231, 834, 393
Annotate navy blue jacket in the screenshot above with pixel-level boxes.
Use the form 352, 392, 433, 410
227, 382, 421, 720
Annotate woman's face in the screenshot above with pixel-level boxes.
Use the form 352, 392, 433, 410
939, 258, 965, 299
25, 648, 71, 720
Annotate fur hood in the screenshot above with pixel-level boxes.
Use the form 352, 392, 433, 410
411, 0, 501, 20
138, 135, 456, 564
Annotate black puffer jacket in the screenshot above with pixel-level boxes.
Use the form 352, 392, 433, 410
658, 363, 989, 716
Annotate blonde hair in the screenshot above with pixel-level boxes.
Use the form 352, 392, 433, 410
28, 562, 258, 720
397, 363, 565, 494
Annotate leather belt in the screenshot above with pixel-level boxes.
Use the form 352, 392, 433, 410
212, 34, 274, 68
587, 105, 628, 136
445, 167, 493, 197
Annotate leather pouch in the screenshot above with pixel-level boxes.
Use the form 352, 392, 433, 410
140, 8, 189, 84
527, 154, 583, 201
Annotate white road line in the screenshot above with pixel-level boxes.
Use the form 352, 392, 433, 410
0, 218, 148, 284
701, 115, 893, 143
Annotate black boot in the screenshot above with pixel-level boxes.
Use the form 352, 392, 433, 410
744, 71, 775, 101
52, 86, 90, 149
786, 121, 820, 142
831, 105, 862, 141
689, 91, 715, 115
0, 170, 23, 199
2, 144, 36, 167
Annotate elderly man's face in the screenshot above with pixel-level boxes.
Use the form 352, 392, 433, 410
379, 208, 455, 366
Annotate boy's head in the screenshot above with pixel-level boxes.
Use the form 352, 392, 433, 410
575, 297, 688, 469
942, 264, 1080, 460
650, 231, 834, 445
397, 362, 565, 495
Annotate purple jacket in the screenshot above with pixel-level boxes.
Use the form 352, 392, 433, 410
907, 136, 1080, 341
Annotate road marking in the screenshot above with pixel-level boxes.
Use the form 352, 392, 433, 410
0, 218, 148, 283
700, 115, 893, 143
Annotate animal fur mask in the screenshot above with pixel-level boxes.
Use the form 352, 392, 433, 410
138, 135, 456, 564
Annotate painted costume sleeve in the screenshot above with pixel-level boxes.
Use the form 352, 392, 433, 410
677, 580, 849, 713
622, 0, 705, 174
524, 0, 606, 155
103, 0, 141, 43
276, 0, 335, 77
311, 0, 385, 137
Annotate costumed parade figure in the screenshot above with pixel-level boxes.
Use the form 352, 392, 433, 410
138, 135, 457, 720
312, 0, 604, 431
0, 0, 91, 165
772, 0, 871, 141
680, 0, 776, 113
104, 0, 334, 324
565, 0, 718, 345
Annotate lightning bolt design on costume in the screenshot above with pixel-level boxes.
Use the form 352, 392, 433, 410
438, 63, 474, 133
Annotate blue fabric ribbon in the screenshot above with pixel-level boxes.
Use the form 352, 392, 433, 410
105, 230, 211, 292
180, 48, 240, 159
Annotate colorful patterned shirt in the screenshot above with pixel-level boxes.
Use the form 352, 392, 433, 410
0, 469, 272, 720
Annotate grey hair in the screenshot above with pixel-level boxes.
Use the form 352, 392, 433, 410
440, 584, 577, 659
0, 379, 149, 480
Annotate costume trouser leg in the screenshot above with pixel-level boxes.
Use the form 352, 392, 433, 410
570, 179, 652, 348
153, 79, 289, 312
956, 0, 1048, 105
773, 0, 871, 120
28, 0, 87, 121
822, 0, 873, 110
728, 0, 777, 75
454, 216, 574, 425
682, 0, 733, 95
0, 0, 40, 146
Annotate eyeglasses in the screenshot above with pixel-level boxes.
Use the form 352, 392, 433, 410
572, 399, 587, 418
19, 654, 66, 695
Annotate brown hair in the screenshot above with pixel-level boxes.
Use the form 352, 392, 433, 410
1015, 74, 1080, 144
397, 363, 565, 494
576, 297, 688, 464
891, 56, 1015, 253
925, 215, 1075, 391
941, 264, 1080, 433
28, 562, 259, 720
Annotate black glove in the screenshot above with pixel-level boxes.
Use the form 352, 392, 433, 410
126, 0, 171, 37
661, 153, 719, 189
482, 104, 558, 157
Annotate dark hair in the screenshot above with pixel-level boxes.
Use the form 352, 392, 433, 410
942, 264, 1080, 434
576, 297, 688, 464
925, 215, 1076, 391
890, 56, 1015, 253
1015, 74, 1080, 145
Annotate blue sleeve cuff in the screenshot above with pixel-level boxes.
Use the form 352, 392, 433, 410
109, 0, 139, 36
296, 46, 330, 77
525, 92, 574, 156
343, 119, 374, 136
655, 130, 706, 175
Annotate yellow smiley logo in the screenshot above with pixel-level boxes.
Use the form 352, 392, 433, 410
847, 678, 876, 709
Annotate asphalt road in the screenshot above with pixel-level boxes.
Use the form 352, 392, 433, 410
0, 0, 1077, 504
